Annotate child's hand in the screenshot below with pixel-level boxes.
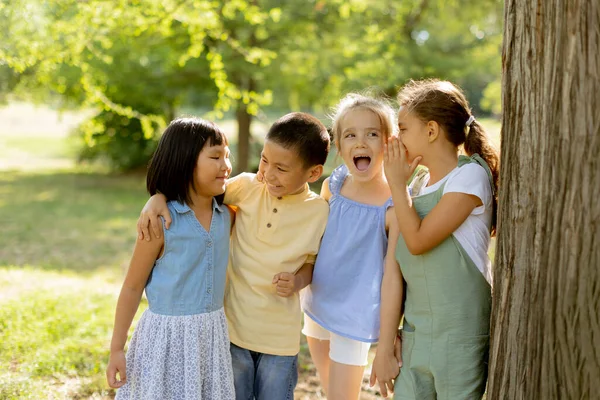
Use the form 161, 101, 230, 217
272, 272, 301, 297
106, 350, 127, 389
137, 193, 170, 241
370, 345, 401, 398
384, 136, 422, 188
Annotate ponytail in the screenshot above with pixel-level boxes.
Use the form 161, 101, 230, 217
397, 79, 500, 234
464, 120, 500, 235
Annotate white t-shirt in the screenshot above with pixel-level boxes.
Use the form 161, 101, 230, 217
411, 163, 493, 285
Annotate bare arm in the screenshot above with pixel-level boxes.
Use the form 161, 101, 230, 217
384, 137, 480, 255
320, 177, 332, 202
293, 262, 315, 290
389, 187, 479, 255
273, 262, 314, 297
106, 236, 163, 388
371, 212, 404, 397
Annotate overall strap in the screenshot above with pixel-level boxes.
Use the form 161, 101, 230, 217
458, 154, 495, 196
328, 164, 349, 195
408, 165, 430, 197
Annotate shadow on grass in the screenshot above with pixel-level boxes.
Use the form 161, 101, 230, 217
0, 170, 148, 273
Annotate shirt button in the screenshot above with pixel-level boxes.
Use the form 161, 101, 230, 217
267, 223, 272, 228
273, 208, 278, 213
208, 288, 212, 294
207, 241, 212, 247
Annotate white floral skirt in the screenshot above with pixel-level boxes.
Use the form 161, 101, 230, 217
116, 308, 235, 400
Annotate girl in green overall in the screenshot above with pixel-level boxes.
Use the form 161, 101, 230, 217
371, 79, 500, 399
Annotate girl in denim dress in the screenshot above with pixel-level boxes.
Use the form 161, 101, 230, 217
106, 118, 235, 399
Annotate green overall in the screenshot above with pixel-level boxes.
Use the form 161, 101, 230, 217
394, 155, 493, 400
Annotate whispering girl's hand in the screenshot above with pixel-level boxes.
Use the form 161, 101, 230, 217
384, 137, 422, 189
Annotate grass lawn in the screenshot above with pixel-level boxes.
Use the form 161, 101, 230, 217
0, 169, 149, 399
0, 103, 498, 399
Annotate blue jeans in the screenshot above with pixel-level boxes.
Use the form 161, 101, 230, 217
230, 343, 298, 400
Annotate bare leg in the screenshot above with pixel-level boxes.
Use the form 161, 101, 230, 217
328, 360, 365, 400
307, 337, 331, 396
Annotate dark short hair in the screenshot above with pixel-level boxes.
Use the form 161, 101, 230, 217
265, 112, 330, 167
146, 118, 228, 205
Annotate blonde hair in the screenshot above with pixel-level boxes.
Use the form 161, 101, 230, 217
330, 93, 396, 152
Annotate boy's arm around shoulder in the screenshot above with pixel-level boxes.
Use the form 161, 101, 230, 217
272, 181, 330, 298
224, 172, 257, 207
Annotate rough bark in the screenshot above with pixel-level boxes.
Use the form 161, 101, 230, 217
488, 1, 600, 399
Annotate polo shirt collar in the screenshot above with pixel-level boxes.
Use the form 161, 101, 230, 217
275, 183, 310, 204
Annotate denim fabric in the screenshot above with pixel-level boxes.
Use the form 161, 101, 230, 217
145, 199, 230, 316
230, 343, 298, 400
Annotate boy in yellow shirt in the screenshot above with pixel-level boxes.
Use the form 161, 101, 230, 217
138, 112, 330, 400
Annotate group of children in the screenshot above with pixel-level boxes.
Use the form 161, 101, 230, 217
106, 79, 500, 400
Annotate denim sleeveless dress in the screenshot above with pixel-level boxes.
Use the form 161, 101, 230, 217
394, 155, 493, 400
116, 199, 235, 400
302, 165, 392, 342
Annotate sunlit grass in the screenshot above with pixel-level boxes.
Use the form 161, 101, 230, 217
0, 170, 147, 272
0, 105, 501, 399
0, 267, 146, 399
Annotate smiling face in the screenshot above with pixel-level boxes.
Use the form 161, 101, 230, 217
338, 107, 385, 181
258, 140, 317, 197
193, 142, 232, 197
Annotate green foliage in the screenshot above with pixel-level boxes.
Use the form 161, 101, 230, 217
76, 111, 159, 170
1, 0, 503, 170
481, 79, 502, 116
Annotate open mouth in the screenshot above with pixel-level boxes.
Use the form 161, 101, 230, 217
353, 156, 371, 172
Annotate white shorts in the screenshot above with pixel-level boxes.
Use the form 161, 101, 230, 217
302, 313, 371, 366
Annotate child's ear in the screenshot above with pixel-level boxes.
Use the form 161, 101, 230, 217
307, 165, 324, 183
427, 121, 440, 143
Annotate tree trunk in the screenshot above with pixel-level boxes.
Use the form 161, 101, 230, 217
488, 1, 599, 399
235, 100, 253, 174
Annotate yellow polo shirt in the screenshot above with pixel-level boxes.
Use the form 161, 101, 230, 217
224, 173, 329, 356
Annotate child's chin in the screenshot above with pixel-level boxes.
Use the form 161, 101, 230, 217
267, 186, 284, 196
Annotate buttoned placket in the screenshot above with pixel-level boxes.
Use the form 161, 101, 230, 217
204, 212, 217, 312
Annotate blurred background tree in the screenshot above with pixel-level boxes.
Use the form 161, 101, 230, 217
0, 0, 503, 172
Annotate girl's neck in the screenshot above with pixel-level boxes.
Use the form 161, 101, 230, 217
343, 167, 391, 206
424, 151, 459, 186
188, 192, 213, 214
347, 167, 388, 190
188, 192, 215, 232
